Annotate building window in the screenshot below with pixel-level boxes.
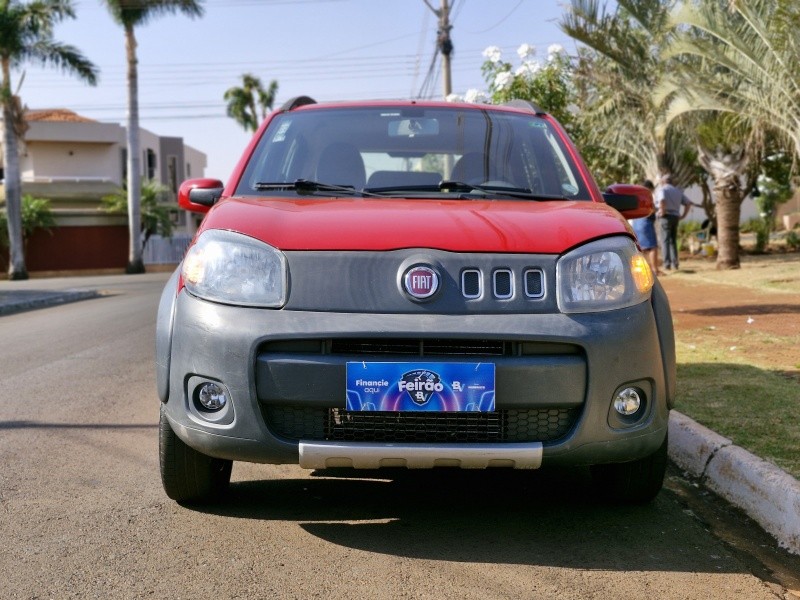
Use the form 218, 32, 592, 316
168, 155, 178, 194
186, 162, 192, 178
146, 149, 157, 180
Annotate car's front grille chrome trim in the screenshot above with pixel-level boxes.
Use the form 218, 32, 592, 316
493, 269, 514, 299
461, 269, 482, 299
524, 268, 545, 299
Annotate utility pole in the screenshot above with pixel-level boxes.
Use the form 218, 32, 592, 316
423, 0, 453, 98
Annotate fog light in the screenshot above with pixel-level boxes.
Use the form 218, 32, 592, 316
197, 382, 227, 411
614, 387, 641, 416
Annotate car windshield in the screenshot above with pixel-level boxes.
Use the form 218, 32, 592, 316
235, 105, 590, 200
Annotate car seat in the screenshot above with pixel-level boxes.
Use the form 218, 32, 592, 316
315, 143, 366, 189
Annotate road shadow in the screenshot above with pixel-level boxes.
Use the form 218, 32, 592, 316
190, 467, 751, 574
0, 420, 155, 430
684, 303, 800, 317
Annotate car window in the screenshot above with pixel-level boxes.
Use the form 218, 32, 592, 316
236, 106, 590, 199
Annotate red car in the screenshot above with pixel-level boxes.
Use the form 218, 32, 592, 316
156, 97, 675, 504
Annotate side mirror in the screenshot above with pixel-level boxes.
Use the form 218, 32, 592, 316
178, 178, 225, 214
603, 183, 654, 220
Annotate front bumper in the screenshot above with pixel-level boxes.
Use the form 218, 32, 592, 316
298, 440, 543, 470
160, 286, 671, 469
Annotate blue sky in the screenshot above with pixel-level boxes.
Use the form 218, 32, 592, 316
18, 0, 579, 178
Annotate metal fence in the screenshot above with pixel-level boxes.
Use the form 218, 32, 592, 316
143, 234, 192, 265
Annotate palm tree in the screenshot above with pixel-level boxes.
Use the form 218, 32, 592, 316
224, 74, 278, 133
560, 0, 697, 188
660, 0, 800, 268
691, 113, 758, 268
0, 0, 97, 280
102, 179, 173, 250
102, 0, 203, 274
562, 0, 773, 270
665, 1, 800, 153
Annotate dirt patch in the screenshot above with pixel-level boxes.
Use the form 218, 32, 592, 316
659, 259, 800, 376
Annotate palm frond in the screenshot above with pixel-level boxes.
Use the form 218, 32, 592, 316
666, 0, 800, 154
102, 0, 204, 27
22, 40, 98, 85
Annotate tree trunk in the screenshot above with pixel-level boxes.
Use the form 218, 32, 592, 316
125, 24, 144, 274
2, 57, 27, 280
248, 95, 257, 133
698, 146, 747, 270
715, 184, 743, 269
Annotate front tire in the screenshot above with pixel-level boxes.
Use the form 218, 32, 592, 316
159, 406, 233, 504
590, 434, 668, 504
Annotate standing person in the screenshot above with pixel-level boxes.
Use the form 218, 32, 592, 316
630, 180, 661, 275
654, 173, 692, 271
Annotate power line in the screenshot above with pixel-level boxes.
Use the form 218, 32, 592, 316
417, 46, 440, 99
469, 0, 525, 34
19, 41, 560, 86
74, 0, 346, 8
410, 4, 432, 97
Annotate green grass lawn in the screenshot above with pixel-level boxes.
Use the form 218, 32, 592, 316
669, 253, 800, 479
674, 341, 800, 479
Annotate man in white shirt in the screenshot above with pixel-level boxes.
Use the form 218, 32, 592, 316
654, 173, 692, 270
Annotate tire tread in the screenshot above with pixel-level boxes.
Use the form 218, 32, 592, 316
159, 407, 232, 504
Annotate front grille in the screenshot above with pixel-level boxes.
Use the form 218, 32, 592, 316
329, 338, 510, 357
263, 406, 578, 444
262, 339, 580, 357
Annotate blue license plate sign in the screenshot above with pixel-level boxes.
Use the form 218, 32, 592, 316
346, 362, 495, 412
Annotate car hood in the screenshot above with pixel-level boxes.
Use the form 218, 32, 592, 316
199, 196, 631, 254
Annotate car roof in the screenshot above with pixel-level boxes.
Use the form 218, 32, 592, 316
277, 96, 547, 117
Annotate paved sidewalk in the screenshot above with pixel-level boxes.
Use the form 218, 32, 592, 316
1, 274, 798, 555
0, 288, 100, 316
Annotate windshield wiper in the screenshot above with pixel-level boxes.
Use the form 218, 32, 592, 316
438, 180, 567, 201
254, 179, 364, 195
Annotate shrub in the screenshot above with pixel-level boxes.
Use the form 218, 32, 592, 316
678, 220, 701, 251
740, 217, 761, 234
786, 230, 800, 251
0, 195, 56, 248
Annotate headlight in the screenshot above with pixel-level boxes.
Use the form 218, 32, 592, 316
557, 236, 653, 313
182, 229, 287, 307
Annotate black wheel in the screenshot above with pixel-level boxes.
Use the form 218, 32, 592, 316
590, 434, 668, 504
159, 406, 232, 504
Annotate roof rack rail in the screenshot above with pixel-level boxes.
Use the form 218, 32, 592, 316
502, 99, 546, 115
279, 96, 317, 112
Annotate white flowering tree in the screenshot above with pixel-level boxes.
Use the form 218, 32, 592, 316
466, 42, 634, 186
478, 43, 577, 137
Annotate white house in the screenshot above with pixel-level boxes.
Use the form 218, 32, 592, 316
0, 109, 206, 272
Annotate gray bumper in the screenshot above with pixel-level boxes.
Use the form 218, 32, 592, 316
298, 441, 544, 469
159, 282, 672, 469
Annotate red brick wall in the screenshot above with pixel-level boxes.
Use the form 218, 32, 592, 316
1, 225, 128, 272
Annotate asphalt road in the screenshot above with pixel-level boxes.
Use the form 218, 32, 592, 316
0, 273, 796, 599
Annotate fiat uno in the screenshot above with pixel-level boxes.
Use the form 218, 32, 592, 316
156, 97, 676, 504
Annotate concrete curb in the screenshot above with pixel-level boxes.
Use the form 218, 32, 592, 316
669, 410, 800, 555
0, 290, 99, 316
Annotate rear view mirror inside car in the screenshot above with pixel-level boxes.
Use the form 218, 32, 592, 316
389, 117, 439, 137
